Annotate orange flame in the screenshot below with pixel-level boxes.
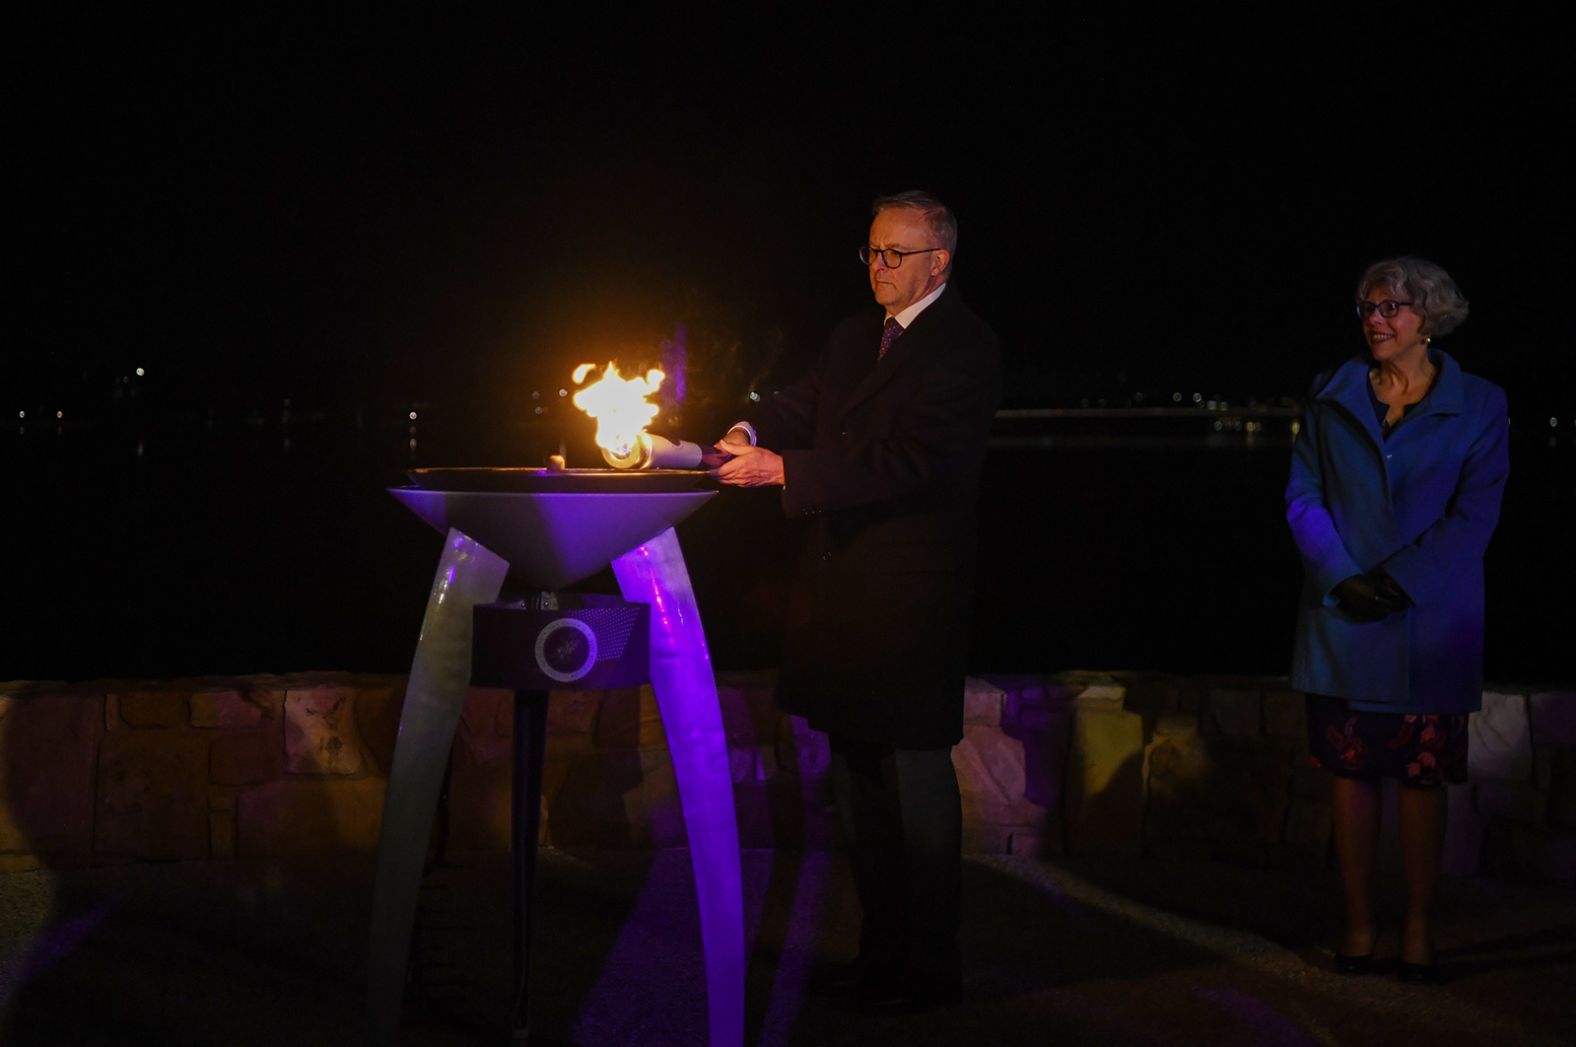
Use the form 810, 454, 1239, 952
570, 362, 666, 462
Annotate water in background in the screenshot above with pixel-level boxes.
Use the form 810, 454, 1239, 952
5, 416, 1570, 683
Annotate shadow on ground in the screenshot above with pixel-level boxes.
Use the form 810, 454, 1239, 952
2, 848, 1573, 1045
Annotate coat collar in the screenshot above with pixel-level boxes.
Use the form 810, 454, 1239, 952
1315, 348, 1466, 444
839, 286, 957, 417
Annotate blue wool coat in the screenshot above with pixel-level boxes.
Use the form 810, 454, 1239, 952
1286, 350, 1509, 714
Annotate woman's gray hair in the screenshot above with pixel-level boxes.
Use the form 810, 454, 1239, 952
1357, 256, 1470, 337
873, 190, 958, 258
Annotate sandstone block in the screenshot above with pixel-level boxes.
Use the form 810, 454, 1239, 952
104, 694, 126, 731
963, 678, 1006, 726
114, 689, 190, 729
1547, 749, 1576, 829
1119, 674, 1184, 718
716, 673, 780, 744
0, 854, 44, 873
593, 686, 666, 750
1529, 691, 1576, 746
1469, 692, 1533, 782
210, 811, 236, 859
774, 714, 831, 779
731, 781, 777, 848
1474, 781, 1549, 823
549, 748, 675, 848
96, 732, 211, 861
954, 725, 1045, 830
1007, 831, 1047, 858
210, 730, 282, 786
190, 690, 267, 728
1154, 713, 1199, 739
546, 690, 601, 735
462, 687, 512, 739
445, 749, 516, 853
456, 691, 514, 768
1069, 679, 1127, 711
235, 777, 385, 857
1262, 689, 1305, 739
1065, 705, 1144, 855
354, 679, 405, 775
1144, 734, 1292, 852
1289, 765, 1334, 801
1478, 821, 1576, 886
284, 686, 367, 776
961, 821, 1014, 854
0, 692, 101, 861
1441, 783, 1485, 876
1283, 797, 1331, 857
1206, 688, 1262, 737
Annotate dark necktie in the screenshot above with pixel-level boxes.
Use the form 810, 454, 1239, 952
879, 316, 903, 360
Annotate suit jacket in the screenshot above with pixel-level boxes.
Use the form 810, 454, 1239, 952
1286, 350, 1509, 714
747, 286, 1002, 748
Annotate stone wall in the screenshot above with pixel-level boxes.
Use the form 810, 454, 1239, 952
2, 671, 1571, 884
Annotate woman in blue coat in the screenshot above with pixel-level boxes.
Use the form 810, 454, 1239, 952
1286, 256, 1509, 983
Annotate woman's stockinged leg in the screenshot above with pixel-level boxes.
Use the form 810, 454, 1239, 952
1397, 784, 1447, 965
1331, 775, 1381, 957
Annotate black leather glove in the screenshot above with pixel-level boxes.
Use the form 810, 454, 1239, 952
1369, 568, 1412, 610
1333, 574, 1396, 622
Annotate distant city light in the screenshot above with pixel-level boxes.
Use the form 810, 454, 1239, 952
531, 390, 540, 400
558, 389, 568, 397
1192, 393, 1202, 404
409, 411, 418, 420
1172, 392, 1181, 402
1206, 400, 1218, 410
534, 406, 544, 415
56, 410, 63, 419
17, 411, 24, 419
749, 391, 761, 402
1551, 417, 1558, 428
135, 367, 145, 377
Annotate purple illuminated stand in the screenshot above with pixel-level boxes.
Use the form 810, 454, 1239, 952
370, 469, 742, 1046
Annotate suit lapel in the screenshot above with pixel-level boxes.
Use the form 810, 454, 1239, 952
838, 291, 950, 418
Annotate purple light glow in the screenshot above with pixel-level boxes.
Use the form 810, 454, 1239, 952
613, 528, 744, 1047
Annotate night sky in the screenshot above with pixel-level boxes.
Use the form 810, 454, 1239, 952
18, 10, 1573, 427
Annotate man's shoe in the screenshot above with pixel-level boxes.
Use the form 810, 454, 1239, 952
856, 971, 962, 1015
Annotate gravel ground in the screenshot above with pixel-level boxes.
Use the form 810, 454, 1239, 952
2, 848, 1572, 1046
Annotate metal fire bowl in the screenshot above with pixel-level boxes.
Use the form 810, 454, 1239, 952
405, 466, 713, 493
390, 467, 717, 590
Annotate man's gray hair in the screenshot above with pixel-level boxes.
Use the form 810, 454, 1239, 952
873, 190, 958, 259
1357, 256, 1470, 338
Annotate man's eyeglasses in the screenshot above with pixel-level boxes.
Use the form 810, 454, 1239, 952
860, 245, 942, 268
1356, 299, 1413, 320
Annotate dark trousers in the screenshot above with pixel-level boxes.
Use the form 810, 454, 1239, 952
828, 737, 962, 983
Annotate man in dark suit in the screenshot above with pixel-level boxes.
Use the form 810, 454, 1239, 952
714, 191, 1001, 1011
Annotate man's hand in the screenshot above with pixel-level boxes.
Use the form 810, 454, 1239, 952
713, 440, 785, 487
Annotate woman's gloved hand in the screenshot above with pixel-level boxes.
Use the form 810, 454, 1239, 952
1333, 574, 1407, 622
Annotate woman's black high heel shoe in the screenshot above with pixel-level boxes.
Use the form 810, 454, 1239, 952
1397, 959, 1442, 984
1334, 949, 1375, 975
1334, 926, 1379, 975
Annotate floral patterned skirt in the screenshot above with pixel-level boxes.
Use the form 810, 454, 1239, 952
1305, 694, 1469, 788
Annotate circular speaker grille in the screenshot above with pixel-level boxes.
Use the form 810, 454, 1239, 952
533, 618, 599, 683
